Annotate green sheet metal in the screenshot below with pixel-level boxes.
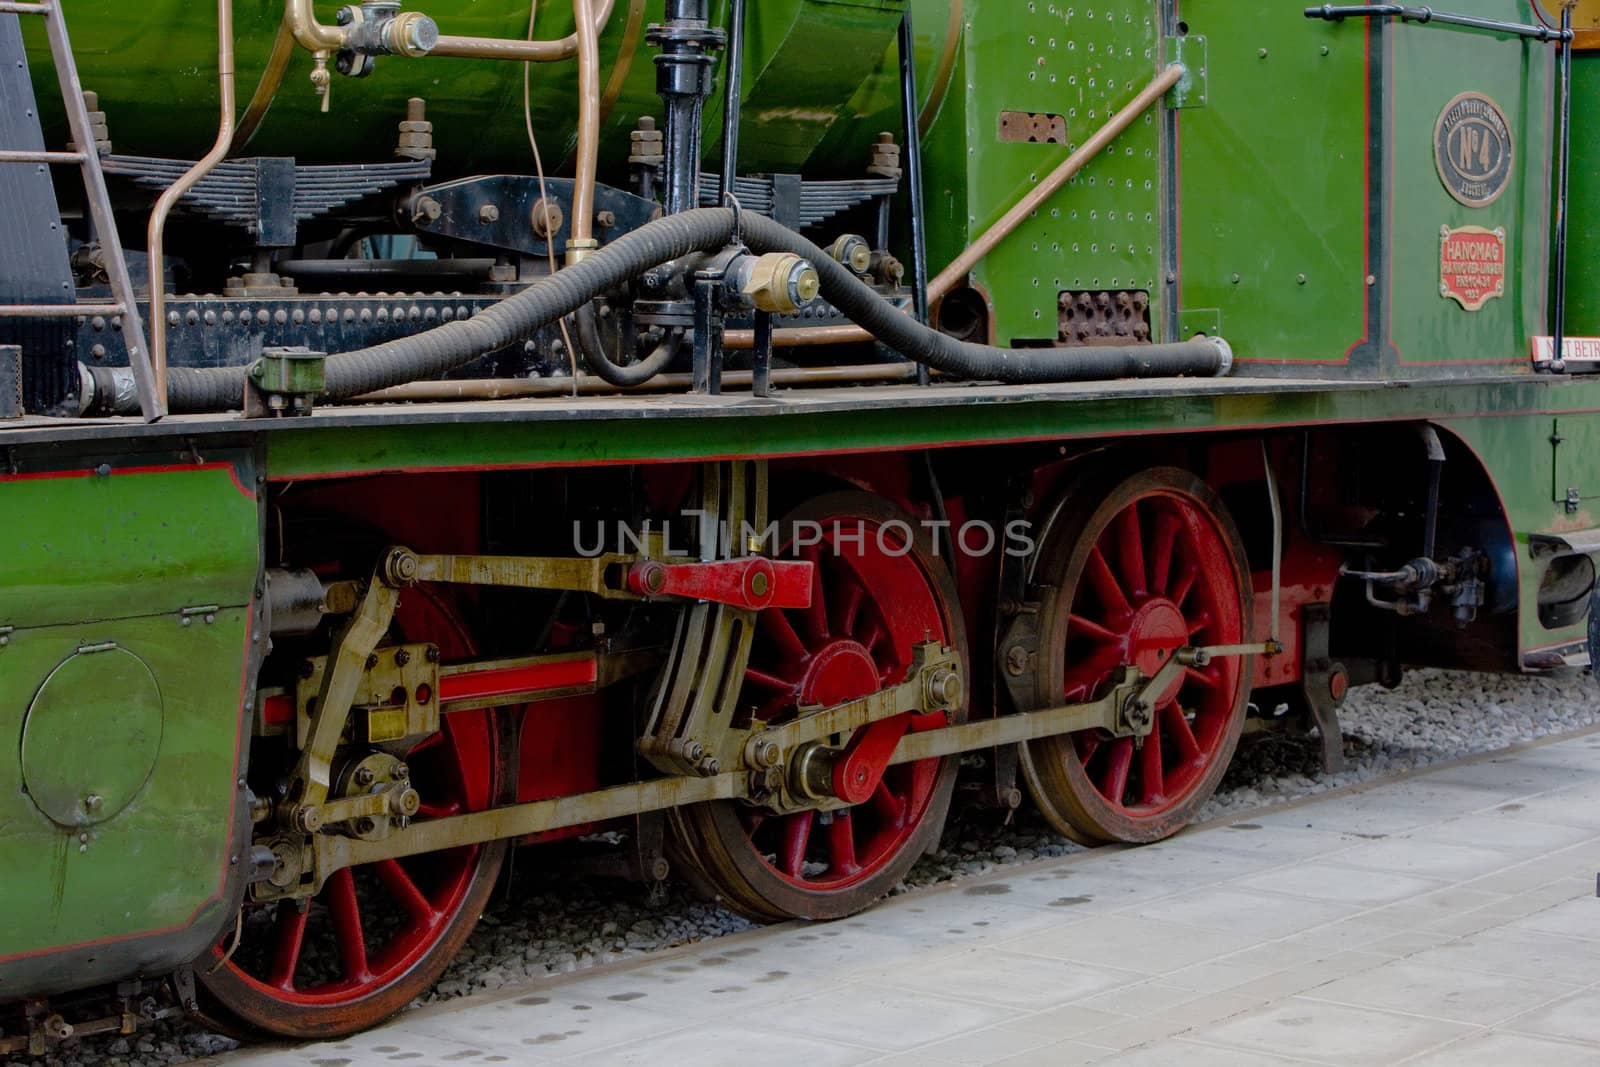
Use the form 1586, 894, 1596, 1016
0, 462, 259, 994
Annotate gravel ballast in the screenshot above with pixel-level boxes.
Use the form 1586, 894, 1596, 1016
19, 666, 1600, 1067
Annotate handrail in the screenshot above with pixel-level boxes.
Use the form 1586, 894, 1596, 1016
283, 0, 616, 62
147, 0, 235, 405
725, 62, 1187, 350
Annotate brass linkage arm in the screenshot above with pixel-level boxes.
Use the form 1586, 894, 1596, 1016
283, 563, 403, 831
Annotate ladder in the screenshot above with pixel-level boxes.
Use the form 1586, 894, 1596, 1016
0, 0, 162, 420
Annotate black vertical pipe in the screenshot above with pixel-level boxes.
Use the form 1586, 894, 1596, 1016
896, 10, 931, 384
1551, 7, 1574, 373
718, 0, 745, 206
652, 0, 717, 216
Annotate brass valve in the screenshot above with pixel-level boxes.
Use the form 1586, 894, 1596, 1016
828, 234, 873, 275
739, 252, 821, 315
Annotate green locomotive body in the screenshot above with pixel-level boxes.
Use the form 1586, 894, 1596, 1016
2, 0, 1598, 1050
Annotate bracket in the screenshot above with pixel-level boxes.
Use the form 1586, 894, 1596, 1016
1169, 36, 1209, 108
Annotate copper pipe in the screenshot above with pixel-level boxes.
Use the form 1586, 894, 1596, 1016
597, 0, 648, 123
148, 0, 235, 403
231, 19, 295, 152
723, 62, 1185, 352
283, 0, 347, 51
431, 0, 615, 60
283, 0, 614, 61
566, 0, 602, 263
351, 363, 919, 403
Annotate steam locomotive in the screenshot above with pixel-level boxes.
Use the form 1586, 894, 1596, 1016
1, 0, 1596, 1051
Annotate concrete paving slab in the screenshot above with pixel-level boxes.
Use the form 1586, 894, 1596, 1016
194, 731, 1600, 1067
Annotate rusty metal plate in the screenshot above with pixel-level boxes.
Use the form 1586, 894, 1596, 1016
1439, 225, 1507, 312
998, 111, 1067, 145
1434, 92, 1514, 208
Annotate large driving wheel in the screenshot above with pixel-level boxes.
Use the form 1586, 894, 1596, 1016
1019, 468, 1253, 844
671, 493, 967, 922
197, 586, 507, 1039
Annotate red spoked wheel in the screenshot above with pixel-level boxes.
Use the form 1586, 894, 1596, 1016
1019, 468, 1253, 844
197, 586, 507, 1039
671, 493, 967, 922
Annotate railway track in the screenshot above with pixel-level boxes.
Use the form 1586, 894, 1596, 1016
22, 665, 1600, 1067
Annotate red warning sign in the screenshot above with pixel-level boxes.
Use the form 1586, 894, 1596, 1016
1439, 225, 1506, 312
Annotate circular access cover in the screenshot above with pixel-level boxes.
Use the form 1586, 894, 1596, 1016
21, 645, 164, 827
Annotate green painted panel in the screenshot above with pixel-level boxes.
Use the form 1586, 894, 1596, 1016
1389, 0, 1554, 365
1565, 54, 1600, 338
0, 612, 249, 967
264, 375, 1600, 478
947, 2, 1164, 345
1440, 412, 1600, 658
1174, 5, 1367, 363
0, 464, 259, 628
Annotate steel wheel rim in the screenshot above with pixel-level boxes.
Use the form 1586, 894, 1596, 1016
672, 492, 966, 921
1023, 469, 1251, 842
201, 587, 502, 1033
738, 514, 951, 891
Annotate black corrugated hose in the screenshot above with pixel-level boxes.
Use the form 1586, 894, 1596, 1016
147, 208, 1230, 414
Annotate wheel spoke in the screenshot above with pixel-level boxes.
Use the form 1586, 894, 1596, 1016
857, 615, 888, 656
266, 904, 309, 991
779, 812, 814, 878
1170, 563, 1200, 608
1099, 737, 1133, 805
1163, 703, 1203, 763
760, 608, 809, 667
326, 868, 372, 982
1075, 731, 1103, 766
826, 813, 860, 876
1139, 717, 1166, 806
1085, 546, 1132, 619
745, 666, 797, 692
1150, 511, 1181, 596
1069, 613, 1122, 644
870, 780, 906, 830
376, 860, 439, 926
800, 549, 831, 643
832, 578, 865, 640
1187, 609, 1213, 637
1117, 505, 1148, 598
1184, 666, 1219, 690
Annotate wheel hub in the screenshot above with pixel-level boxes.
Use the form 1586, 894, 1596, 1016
798, 640, 880, 708
1126, 598, 1187, 705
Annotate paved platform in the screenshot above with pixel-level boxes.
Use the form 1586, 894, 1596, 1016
209, 731, 1600, 1067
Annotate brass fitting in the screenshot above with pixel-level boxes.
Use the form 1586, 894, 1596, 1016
740, 252, 821, 315
384, 10, 439, 56
565, 239, 600, 267
827, 234, 872, 275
